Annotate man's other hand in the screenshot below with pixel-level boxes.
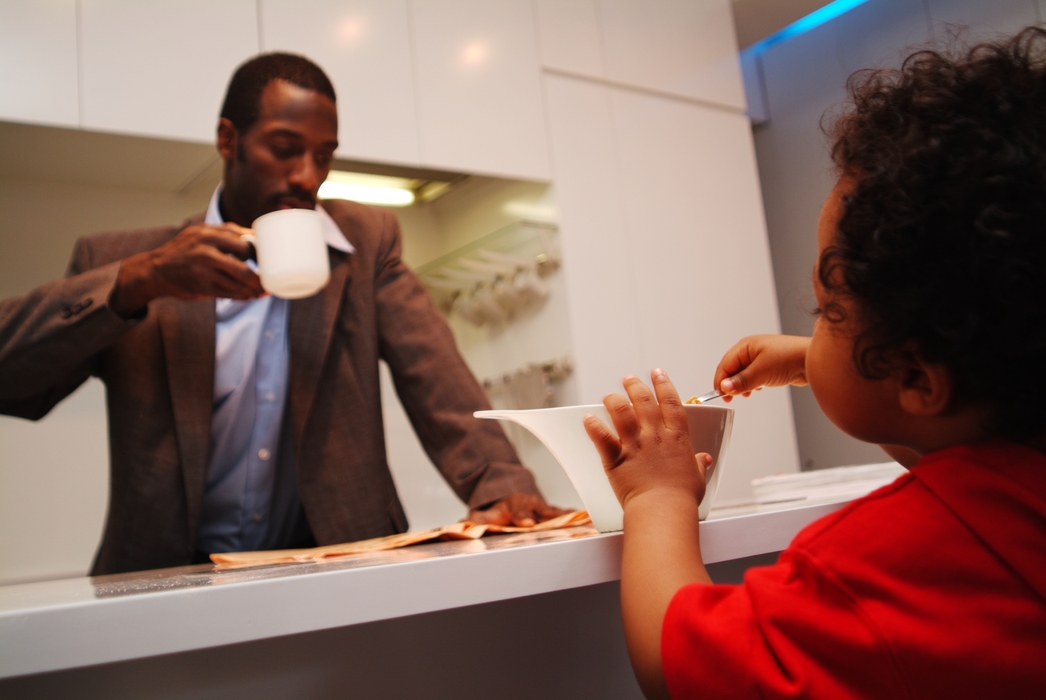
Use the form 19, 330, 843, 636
467, 493, 571, 527
110, 223, 264, 317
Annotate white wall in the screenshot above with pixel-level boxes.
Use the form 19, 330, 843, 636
535, 0, 800, 505
749, 0, 1042, 470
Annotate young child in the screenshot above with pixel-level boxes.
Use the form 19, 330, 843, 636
584, 28, 1046, 699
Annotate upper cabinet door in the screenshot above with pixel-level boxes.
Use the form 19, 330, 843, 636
533, 0, 605, 77
260, 0, 421, 167
0, 0, 79, 128
410, 0, 551, 180
79, 0, 259, 143
597, 0, 745, 109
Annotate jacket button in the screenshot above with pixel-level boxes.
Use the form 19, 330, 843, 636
61, 308, 74, 319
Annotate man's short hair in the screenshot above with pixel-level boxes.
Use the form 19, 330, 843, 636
220, 52, 336, 133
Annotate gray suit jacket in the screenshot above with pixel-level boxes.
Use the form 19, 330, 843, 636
0, 199, 538, 575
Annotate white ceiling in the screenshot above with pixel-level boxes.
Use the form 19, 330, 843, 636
0, 120, 221, 196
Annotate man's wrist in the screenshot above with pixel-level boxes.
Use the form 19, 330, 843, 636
109, 255, 155, 318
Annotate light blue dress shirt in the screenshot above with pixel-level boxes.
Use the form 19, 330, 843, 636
196, 186, 354, 554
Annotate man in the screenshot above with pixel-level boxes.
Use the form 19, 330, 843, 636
0, 53, 563, 575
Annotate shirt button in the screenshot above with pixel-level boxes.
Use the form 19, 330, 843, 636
264, 330, 274, 339
253, 513, 263, 522
258, 448, 271, 460
265, 392, 275, 402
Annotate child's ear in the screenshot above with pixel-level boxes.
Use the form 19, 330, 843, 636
895, 358, 953, 417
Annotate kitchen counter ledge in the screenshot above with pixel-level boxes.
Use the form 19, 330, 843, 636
0, 496, 849, 679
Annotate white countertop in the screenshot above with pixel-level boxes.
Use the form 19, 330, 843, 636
0, 497, 850, 679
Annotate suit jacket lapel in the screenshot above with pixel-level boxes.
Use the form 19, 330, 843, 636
288, 249, 351, 452
156, 298, 215, 545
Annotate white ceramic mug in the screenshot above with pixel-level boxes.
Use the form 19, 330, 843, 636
244, 209, 330, 299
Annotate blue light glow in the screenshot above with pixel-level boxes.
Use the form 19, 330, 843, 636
747, 0, 870, 55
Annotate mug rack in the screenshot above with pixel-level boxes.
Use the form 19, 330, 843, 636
417, 220, 560, 327
482, 356, 574, 410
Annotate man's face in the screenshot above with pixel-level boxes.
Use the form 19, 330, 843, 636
219, 79, 338, 226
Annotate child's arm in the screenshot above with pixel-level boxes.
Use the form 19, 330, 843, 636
584, 370, 713, 700
716, 335, 920, 466
713, 334, 811, 400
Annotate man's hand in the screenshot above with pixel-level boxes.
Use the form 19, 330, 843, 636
110, 223, 264, 317
713, 334, 811, 402
467, 493, 570, 527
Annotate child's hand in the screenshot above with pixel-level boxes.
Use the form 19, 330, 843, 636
714, 334, 811, 402
584, 369, 711, 509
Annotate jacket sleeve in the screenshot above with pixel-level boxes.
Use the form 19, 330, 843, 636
371, 211, 541, 508
0, 237, 138, 420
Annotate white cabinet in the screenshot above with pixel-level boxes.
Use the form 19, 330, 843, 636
0, 0, 79, 128
607, 89, 780, 383
260, 0, 422, 167
79, 0, 258, 143
543, 72, 799, 503
410, 0, 550, 180
541, 73, 644, 399
597, 0, 744, 109
532, 0, 605, 77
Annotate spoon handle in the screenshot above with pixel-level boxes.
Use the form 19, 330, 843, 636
688, 390, 725, 404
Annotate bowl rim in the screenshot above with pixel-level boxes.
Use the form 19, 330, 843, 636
478, 402, 733, 414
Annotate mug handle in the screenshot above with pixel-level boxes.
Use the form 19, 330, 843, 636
239, 232, 257, 262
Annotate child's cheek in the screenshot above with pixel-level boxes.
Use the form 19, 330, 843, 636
806, 332, 846, 429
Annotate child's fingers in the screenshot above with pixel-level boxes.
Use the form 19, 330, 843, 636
650, 368, 688, 433
621, 374, 661, 432
605, 388, 642, 444
696, 452, 713, 481
713, 338, 753, 395
583, 413, 622, 468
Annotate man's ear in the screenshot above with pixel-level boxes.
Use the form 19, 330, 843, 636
896, 357, 953, 417
217, 118, 237, 163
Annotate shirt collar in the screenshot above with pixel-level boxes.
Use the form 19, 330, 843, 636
205, 184, 354, 254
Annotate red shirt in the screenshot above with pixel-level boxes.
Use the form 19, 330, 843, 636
662, 442, 1046, 699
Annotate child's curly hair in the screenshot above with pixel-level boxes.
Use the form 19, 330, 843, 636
822, 27, 1046, 441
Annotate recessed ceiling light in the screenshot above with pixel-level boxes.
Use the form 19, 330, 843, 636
319, 170, 416, 207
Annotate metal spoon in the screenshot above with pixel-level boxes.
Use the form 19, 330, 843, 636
685, 390, 725, 405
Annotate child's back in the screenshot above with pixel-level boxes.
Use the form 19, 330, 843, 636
664, 442, 1046, 698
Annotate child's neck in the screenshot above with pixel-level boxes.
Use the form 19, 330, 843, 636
901, 405, 990, 458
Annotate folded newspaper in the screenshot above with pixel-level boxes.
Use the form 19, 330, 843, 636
751, 461, 907, 505
210, 510, 593, 568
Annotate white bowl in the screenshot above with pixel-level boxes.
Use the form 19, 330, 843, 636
475, 403, 733, 532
